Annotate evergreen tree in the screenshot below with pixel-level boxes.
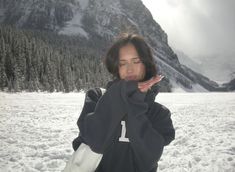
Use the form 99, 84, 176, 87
0, 36, 7, 90
5, 46, 14, 91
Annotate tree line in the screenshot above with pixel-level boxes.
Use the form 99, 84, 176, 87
0, 25, 112, 92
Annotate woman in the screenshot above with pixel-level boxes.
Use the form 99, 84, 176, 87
70, 33, 175, 172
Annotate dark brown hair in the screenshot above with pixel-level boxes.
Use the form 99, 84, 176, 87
104, 33, 157, 81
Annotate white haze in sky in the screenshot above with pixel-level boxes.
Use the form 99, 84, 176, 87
142, 0, 235, 61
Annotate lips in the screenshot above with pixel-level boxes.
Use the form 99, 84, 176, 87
125, 76, 137, 80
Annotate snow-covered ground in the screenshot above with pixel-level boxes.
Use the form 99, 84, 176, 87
0, 92, 234, 172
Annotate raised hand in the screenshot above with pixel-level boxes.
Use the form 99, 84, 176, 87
138, 75, 164, 92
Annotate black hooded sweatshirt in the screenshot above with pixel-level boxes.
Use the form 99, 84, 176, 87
72, 80, 175, 172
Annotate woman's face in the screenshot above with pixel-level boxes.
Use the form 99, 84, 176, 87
118, 43, 146, 81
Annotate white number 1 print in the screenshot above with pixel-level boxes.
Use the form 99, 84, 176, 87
119, 121, 130, 142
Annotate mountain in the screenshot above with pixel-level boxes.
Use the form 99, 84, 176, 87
174, 49, 203, 74
175, 48, 235, 86
195, 54, 235, 84
222, 77, 235, 91
0, 0, 225, 92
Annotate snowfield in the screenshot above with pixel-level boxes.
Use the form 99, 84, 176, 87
0, 92, 234, 172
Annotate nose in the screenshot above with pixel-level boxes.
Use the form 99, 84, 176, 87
126, 63, 134, 74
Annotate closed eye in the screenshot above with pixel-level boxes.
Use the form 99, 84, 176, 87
133, 60, 141, 64
119, 63, 127, 67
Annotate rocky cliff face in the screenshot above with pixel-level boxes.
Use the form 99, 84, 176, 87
0, 0, 222, 91
222, 78, 235, 91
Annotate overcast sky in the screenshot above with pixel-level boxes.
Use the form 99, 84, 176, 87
142, 0, 235, 60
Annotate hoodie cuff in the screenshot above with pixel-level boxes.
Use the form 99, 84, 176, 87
124, 80, 146, 102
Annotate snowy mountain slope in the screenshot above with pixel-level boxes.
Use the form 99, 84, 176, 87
0, 0, 224, 91
175, 49, 235, 84
174, 49, 203, 74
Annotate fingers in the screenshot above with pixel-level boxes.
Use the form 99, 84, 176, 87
138, 75, 164, 92
138, 76, 157, 87
138, 75, 164, 87
151, 75, 164, 85
138, 85, 149, 92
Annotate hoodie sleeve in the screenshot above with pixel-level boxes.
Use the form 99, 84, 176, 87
121, 81, 175, 172
77, 88, 103, 126
72, 88, 102, 151
152, 104, 175, 146
78, 80, 127, 153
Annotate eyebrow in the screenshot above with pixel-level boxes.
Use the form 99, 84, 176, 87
119, 57, 140, 61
